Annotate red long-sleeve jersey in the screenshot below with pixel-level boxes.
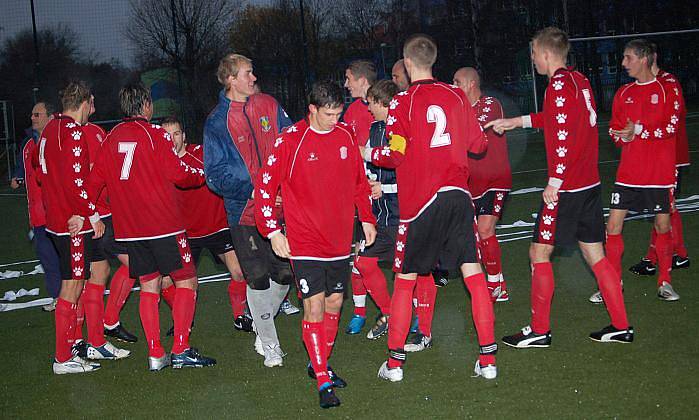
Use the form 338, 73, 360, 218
35, 114, 95, 235
368, 79, 486, 221
87, 117, 203, 241
658, 70, 689, 167
469, 96, 512, 198
343, 99, 373, 144
610, 78, 679, 188
83, 122, 111, 217
177, 144, 229, 239
255, 119, 375, 260
527, 67, 600, 192
22, 139, 46, 228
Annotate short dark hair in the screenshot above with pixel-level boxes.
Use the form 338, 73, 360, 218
367, 80, 399, 107
35, 100, 56, 115
625, 39, 655, 67
533, 27, 570, 58
119, 82, 152, 117
347, 60, 377, 84
59, 81, 91, 112
161, 115, 182, 128
308, 81, 344, 109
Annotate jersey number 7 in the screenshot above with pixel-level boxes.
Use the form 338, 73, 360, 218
118, 142, 137, 180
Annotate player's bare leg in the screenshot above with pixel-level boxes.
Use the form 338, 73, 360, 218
478, 215, 508, 302
347, 241, 367, 334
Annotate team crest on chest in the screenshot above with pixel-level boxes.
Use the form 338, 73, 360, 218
308, 152, 318, 161
339, 146, 347, 160
650, 94, 659, 104
260, 116, 271, 132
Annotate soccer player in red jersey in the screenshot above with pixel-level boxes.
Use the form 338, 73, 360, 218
256, 81, 376, 408
454, 67, 512, 303
364, 34, 496, 381
38, 82, 129, 374
603, 39, 681, 301
161, 116, 248, 329
487, 27, 632, 346
342, 59, 378, 334
86, 82, 215, 370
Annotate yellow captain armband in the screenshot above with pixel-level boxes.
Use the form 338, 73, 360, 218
389, 134, 407, 154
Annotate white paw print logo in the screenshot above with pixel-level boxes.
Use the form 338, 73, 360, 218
641, 130, 649, 139
674, 101, 680, 111
552, 81, 564, 90
483, 107, 491, 113
71, 130, 82, 141
666, 124, 675, 134
286, 125, 298, 133
670, 115, 678, 125
274, 137, 283, 148
381, 147, 391, 156
389, 99, 399, 110
555, 96, 566, 107
261, 206, 273, 217
557, 130, 568, 141
494, 204, 502, 213
267, 154, 277, 166
88, 203, 95, 210
72, 252, 82, 261
66, 122, 77, 128
394, 257, 402, 268
164, 132, 171, 141
71, 237, 82, 246
555, 113, 567, 124
72, 146, 82, 157
266, 220, 277, 229
197, 168, 204, 175
150, 124, 160, 129
478, 114, 487, 122
73, 266, 83, 277
673, 87, 679, 96
398, 91, 409, 96
484, 98, 493, 105
373, 150, 380, 160
546, 202, 557, 210
556, 146, 567, 157
183, 253, 191, 263
262, 172, 271, 184
556, 164, 566, 174
496, 192, 504, 201
654, 129, 663, 138
540, 230, 552, 240
543, 215, 554, 225
386, 115, 397, 126
396, 241, 405, 252
178, 238, 187, 248
79, 190, 88, 199
74, 178, 83, 187
260, 189, 270, 199
398, 224, 406, 235
73, 163, 81, 173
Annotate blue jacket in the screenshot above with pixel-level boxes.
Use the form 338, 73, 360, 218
13, 128, 38, 180
203, 90, 292, 226
366, 121, 399, 227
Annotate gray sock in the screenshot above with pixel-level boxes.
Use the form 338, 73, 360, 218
246, 286, 279, 347
268, 279, 290, 315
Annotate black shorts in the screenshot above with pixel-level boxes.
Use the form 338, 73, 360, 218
610, 184, 671, 213
533, 185, 605, 247
358, 224, 397, 262
229, 225, 293, 286
48, 232, 93, 281
189, 229, 235, 264
92, 216, 127, 261
291, 258, 351, 298
394, 189, 479, 275
473, 190, 508, 218
124, 233, 196, 282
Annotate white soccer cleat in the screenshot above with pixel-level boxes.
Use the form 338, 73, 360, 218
53, 355, 100, 375
473, 359, 497, 380
254, 334, 264, 356
263, 344, 284, 367
87, 341, 131, 360
377, 361, 403, 382
148, 353, 171, 371
657, 282, 679, 301
588, 290, 603, 304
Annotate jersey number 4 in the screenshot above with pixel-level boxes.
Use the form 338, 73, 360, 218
427, 105, 451, 148
118, 142, 137, 180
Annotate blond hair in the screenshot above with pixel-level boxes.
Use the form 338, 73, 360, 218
533, 27, 570, 58
217, 53, 253, 85
403, 34, 437, 69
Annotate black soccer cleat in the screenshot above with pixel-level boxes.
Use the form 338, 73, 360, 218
589, 325, 634, 343
233, 314, 254, 332
628, 258, 657, 276
672, 255, 690, 270
318, 386, 341, 409
307, 364, 347, 388
72, 340, 88, 358
171, 347, 216, 369
104, 324, 138, 343
502, 325, 551, 348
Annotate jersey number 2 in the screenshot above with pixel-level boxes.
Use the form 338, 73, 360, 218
427, 105, 451, 148
118, 142, 137, 180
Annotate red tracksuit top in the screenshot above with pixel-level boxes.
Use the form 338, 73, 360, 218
83, 122, 111, 217
22, 139, 46, 228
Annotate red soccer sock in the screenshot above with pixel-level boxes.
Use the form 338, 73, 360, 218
55, 298, 77, 363
355, 256, 391, 315
350, 267, 367, 317
387, 277, 415, 368
592, 258, 629, 330
416, 275, 437, 336
73, 291, 85, 342
324, 311, 340, 359
172, 287, 196, 354
656, 231, 673, 285
83, 282, 106, 347
161, 284, 176, 309
302, 320, 330, 390
480, 236, 502, 276
530, 262, 555, 335
464, 273, 496, 366
671, 209, 688, 258
227, 279, 247, 318
605, 233, 624, 277
104, 265, 135, 327
139, 291, 164, 358
644, 228, 658, 264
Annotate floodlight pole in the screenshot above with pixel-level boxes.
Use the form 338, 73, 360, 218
29, 0, 40, 103
529, 41, 538, 113
299, 0, 310, 98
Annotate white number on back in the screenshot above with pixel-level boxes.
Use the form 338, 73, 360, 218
118, 142, 137, 180
426, 105, 451, 148
38, 137, 48, 174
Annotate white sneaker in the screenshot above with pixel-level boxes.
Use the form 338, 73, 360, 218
279, 299, 300, 315
377, 361, 403, 382
87, 341, 131, 360
263, 344, 284, 367
589, 290, 603, 304
658, 282, 679, 301
53, 355, 100, 374
41, 298, 57, 312
254, 334, 264, 356
472, 359, 497, 380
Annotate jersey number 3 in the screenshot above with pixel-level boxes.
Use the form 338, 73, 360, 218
118, 142, 137, 180
427, 105, 451, 148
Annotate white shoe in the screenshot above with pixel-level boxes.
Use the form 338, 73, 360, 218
87, 341, 131, 360
279, 299, 300, 315
589, 290, 603, 304
472, 359, 497, 380
263, 344, 284, 367
658, 282, 680, 301
254, 334, 264, 356
41, 298, 57, 312
377, 361, 403, 382
53, 355, 100, 374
